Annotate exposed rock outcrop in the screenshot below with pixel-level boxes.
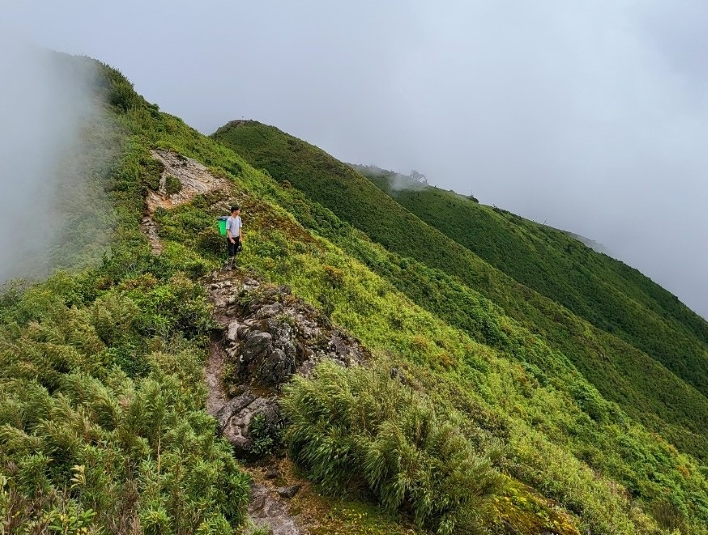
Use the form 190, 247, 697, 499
146, 149, 229, 213
140, 149, 230, 255
206, 272, 369, 455
204, 271, 371, 535
216, 389, 281, 454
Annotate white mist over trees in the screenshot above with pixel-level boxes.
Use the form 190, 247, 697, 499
0, 38, 117, 284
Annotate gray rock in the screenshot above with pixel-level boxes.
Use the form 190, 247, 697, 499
390, 367, 408, 384
257, 302, 284, 319
265, 467, 281, 479
296, 357, 318, 377
237, 324, 251, 339
248, 484, 303, 534
244, 278, 260, 291
216, 391, 256, 431
216, 389, 282, 455
242, 332, 273, 364
276, 485, 301, 499
226, 320, 239, 341
259, 348, 296, 386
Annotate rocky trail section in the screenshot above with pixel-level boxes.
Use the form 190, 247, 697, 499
140, 149, 229, 254
204, 269, 370, 534
206, 269, 369, 451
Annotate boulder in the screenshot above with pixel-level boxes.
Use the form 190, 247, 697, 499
260, 348, 296, 386
216, 390, 281, 455
241, 332, 273, 364
276, 485, 301, 499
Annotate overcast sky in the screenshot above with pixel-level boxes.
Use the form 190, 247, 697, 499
3, 0, 708, 317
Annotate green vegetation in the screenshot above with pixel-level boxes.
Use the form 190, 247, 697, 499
360, 167, 708, 394
248, 414, 279, 457
4, 54, 708, 534
0, 62, 250, 533
283, 360, 501, 534
212, 120, 708, 532
212, 121, 708, 462
165, 174, 182, 195
155, 174, 705, 533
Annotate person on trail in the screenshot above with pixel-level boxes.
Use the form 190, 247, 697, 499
226, 205, 243, 269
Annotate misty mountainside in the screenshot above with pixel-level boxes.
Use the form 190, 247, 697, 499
355, 166, 708, 389
4, 55, 708, 535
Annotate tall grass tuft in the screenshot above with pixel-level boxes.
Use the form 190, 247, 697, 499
282, 360, 502, 534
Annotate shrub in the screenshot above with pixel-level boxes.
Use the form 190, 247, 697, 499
282, 360, 502, 534
141, 157, 164, 191
248, 413, 280, 457
165, 174, 182, 195
196, 228, 226, 258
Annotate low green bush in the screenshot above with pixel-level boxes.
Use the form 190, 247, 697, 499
0, 268, 251, 533
165, 174, 182, 195
248, 413, 280, 457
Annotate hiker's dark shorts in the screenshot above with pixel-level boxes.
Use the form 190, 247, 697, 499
227, 237, 241, 257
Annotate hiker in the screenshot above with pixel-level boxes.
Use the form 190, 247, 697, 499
226, 204, 243, 269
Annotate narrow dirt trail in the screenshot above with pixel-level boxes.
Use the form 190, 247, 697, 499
138, 150, 369, 534
205, 340, 228, 417
137, 150, 307, 533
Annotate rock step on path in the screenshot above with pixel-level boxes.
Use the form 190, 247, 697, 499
247, 482, 303, 535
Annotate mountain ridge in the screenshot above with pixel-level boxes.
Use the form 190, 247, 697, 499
212, 120, 708, 456
2, 59, 708, 534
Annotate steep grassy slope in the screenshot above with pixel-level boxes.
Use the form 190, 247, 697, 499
168, 127, 708, 533
5, 60, 708, 534
358, 167, 708, 392
0, 63, 252, 534
212, 120, 708, 462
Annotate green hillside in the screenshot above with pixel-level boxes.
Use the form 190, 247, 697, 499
3, 58, 708, 534
212, 121, 708, 459
357, 166, 708, 389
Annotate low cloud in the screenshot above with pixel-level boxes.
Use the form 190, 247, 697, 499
0, 37, 117, 283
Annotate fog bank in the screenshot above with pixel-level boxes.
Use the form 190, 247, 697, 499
0, 39, 115, 283
4, 0, 707, 318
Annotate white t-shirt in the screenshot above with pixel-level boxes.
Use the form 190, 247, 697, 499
226, 215, 242, 238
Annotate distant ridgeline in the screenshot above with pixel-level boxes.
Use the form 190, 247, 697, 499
4, 55, 708, 534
